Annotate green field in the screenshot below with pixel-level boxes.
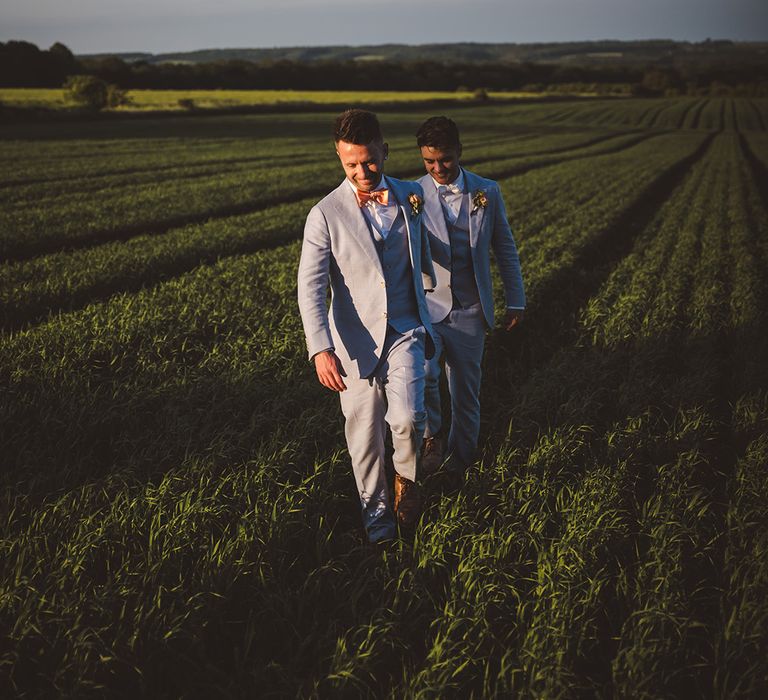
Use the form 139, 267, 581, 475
0, 87, 539, 111
1, 97, 767, 696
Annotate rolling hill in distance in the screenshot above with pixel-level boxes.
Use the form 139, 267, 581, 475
78, 39, 768, 67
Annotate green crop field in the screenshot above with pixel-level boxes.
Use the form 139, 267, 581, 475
0, 88, 539, 111
1, 97, 767, 697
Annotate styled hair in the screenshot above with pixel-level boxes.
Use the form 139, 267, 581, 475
334, 109, 383, 144
416, 116, 461, 150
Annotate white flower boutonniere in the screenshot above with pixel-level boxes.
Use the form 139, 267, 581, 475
471, 190, 489, 213
408, 193, 423, 218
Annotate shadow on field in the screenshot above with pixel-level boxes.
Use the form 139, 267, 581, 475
472, 129, 667, 183
740, 133, 768, 218
1, 369, 344, 504
482, 131, 716, 427
0, 151, 333, 192
0, 190, 317, 265
0, 111, 344, 142
0, 96, 595, 138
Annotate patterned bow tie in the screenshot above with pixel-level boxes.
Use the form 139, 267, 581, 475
356, 188, 389, 207
439, 183, 462, 196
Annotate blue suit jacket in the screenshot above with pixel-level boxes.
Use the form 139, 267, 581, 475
418, 169, 525, 327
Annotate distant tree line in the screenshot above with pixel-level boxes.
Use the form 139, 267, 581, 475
2, 40, 767, 97
79, 56, 649, 92
0, 41, 79, 86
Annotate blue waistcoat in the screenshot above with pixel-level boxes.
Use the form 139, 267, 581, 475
448, 196, 481, 308
370, 209, 421, 333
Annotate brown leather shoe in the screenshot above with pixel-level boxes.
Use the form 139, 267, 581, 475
421, 435, 443, 477
393, 474, 421, 528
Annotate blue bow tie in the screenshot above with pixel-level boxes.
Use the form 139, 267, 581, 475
439, 183, 462, 196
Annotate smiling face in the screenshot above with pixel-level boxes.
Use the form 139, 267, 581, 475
336, 139, 388, 192
420, 144, 462, 185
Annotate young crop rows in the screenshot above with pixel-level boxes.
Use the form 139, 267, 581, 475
1, 98, 767, 696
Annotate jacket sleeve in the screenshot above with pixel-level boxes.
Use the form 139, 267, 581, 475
490, 184, 526, 309
297, 205, 335, 360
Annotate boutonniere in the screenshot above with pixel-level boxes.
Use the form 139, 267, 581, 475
471, 190, 488, 213
408, 193, 423, 218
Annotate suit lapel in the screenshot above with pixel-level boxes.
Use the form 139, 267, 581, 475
464, 170, 486, 248
330, 181, 384, 276
389, 178, 416, 269
419, 174, 451, 251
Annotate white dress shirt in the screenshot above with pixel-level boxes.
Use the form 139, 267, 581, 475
347, 176, 397, 239
430, 169, 465, 225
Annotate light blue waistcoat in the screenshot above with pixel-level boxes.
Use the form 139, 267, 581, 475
370, 209, 421, 333
447, 195, 481, 308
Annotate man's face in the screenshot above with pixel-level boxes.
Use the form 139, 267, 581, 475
420, 144, 462, 185
336, 139, 388, 192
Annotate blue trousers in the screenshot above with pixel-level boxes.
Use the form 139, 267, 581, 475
424, 303, 486, 472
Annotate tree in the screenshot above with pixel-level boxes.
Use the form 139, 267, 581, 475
640, 67, 684, 96
63, 74, 130, 111
64, 74, 108, 110
106, 83, 130, 108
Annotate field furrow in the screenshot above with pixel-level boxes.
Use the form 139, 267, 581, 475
0, 131, 669, 331
0, 130, 545, 205
684, 97, 708, 129
0, 128, 652, 262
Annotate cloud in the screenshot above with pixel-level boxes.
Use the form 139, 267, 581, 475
2, 0, 767, 54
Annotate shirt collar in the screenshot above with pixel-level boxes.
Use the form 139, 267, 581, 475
430, 168, 465, 193
347, 174, 389, 196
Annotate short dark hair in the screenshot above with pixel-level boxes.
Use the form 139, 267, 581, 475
334, 109, 383, 144
416, 116, 461, 150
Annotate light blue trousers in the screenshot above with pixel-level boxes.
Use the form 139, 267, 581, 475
424, 303, 486, 472
339, 326, 427, 542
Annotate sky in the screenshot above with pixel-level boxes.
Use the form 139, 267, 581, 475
2, 0, 767, 54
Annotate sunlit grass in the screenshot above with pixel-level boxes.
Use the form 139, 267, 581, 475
0, 87, 540, 111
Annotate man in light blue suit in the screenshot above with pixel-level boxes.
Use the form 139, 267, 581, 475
298, 109, 436, 543
416, 116, 525, 481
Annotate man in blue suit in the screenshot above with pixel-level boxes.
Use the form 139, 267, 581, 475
298, 110, 435, 542
416, 116, 526, 480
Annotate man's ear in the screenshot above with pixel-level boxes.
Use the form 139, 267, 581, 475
383, 142, 390, 161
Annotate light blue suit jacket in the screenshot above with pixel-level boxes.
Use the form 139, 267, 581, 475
298, 176, 436, 379
418, 169, 525, 327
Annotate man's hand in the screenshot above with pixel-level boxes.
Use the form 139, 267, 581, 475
504, 308, 525, 331
314, 350, 347, 392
